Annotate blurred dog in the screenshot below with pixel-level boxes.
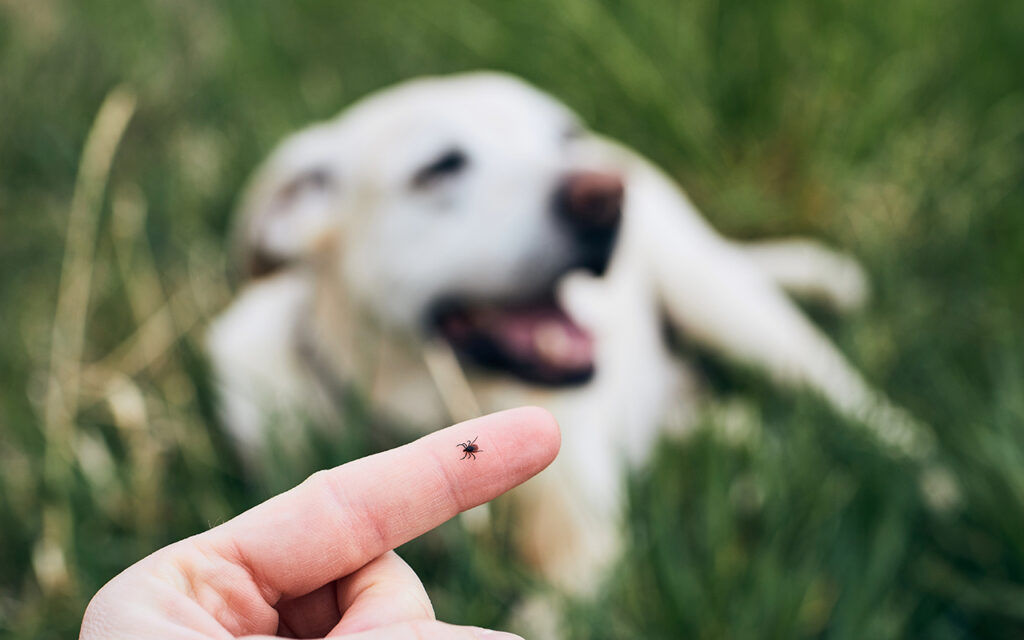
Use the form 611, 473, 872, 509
207, 72, 927, 593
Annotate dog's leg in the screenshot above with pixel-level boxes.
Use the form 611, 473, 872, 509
506, 261, 687, 602
512, 439, 624, 594
739, 238, 870, 313
624, 163, 934, 459
506, 453, 621, 640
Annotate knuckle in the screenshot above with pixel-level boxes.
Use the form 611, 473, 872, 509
305, 468, 352, 515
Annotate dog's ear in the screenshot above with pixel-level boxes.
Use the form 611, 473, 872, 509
233, 125, 342, 280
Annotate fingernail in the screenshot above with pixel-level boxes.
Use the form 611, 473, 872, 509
470, 628, 525, 640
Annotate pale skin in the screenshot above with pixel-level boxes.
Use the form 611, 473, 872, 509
80, 407, 560, 640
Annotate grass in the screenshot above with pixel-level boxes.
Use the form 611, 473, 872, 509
1, 0, 1023, 638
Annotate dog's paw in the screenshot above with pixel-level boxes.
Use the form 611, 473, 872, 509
742, 238, 872, 313
824, 252, 871, 313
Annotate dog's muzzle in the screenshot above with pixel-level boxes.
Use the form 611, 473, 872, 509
431, 171, 625, 387
554, 170, 624, 275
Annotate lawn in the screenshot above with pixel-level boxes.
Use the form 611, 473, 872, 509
1, 1, 1023, 638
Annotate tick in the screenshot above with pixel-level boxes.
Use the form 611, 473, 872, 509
457, 436, 482, 460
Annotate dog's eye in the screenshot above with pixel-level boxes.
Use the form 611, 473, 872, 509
279, 167, 334, 202
412, 148, 468, 188
562, 123, 586, 143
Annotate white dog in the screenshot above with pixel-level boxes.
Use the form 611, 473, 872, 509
207, 72, 931, 594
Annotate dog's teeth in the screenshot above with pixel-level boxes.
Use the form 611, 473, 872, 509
534, 321, 575, 364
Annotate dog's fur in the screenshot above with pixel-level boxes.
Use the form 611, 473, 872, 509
207, 72, 929, 593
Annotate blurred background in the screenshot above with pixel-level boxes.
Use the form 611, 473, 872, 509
1, 0, 1023, 638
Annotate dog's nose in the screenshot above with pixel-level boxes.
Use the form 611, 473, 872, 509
556, 171, 624, 231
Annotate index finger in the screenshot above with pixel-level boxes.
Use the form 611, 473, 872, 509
210, 406, 559, 601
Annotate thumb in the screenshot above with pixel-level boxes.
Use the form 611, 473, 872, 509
242, 619, 524, 639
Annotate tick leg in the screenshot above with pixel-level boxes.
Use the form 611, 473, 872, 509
470, 436, 478, 445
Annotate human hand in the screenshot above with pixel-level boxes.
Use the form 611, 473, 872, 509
80, 407, 560, 639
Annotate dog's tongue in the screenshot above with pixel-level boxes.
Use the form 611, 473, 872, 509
479, 306, 594, 369
438, 302, 595, 385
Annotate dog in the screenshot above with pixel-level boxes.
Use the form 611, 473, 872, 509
206, 71, 932, 595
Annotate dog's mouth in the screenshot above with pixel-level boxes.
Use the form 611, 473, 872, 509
432, 296, 594, 386
427, 169, 626, 386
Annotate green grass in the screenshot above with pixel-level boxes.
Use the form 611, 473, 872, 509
2, 0, 1023, 638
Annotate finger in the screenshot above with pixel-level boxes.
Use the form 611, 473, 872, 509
242, 620, 523, 640
273, 551, 431, 638
212, 406, 559, 601
326, 551, 432, 636
272, 581, 340, 638
339, 620, 524, 640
